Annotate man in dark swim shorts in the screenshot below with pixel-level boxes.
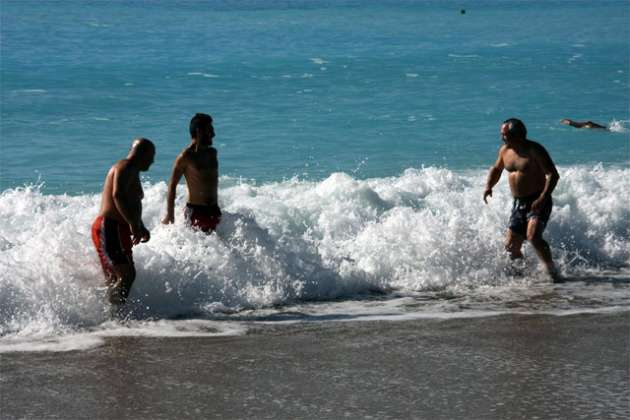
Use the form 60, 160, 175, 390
484, 118, 561, 281
509, 191, 553, 238
92, 138, 155, 304
162, 113, 221, 233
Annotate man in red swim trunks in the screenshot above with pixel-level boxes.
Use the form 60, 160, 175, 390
162, 113, 221, 232
92, 138, 155, 305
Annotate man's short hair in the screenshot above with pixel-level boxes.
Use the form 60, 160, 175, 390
190, 113, 213, 138
503, 118, 527, 139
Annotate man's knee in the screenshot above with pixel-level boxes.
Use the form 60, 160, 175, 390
121, 265, 136, 291
526, 217, 548, 242
505, 232, 524, 257
108, 264, 136, 305
526, 228, 544, 243
529, 235, 549, 249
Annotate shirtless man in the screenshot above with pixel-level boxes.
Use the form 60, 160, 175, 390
561, 119, 607, 130
162, 113, 221, 232
91, 138, 155, 304
484, 118, 561, 281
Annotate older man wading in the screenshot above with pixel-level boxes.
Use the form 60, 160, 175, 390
483, 118, 561, 282
91, 138, 155, 305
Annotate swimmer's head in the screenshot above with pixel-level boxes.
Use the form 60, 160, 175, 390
130, 137, 155, 171
190, 113, 214, 145
501, 118, 527, 142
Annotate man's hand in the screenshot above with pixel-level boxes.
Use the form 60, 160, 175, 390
161, 213, 174, 225
483, 188, 492, 204
531, 195, 545, 213
131, 224, 150, 245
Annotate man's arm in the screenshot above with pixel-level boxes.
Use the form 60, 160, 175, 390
112, 163, 148, 244
212, 148, 219, 205
112, 164, 142, 228
483, 146, 505, 204
162, 154, 185, 224
531, 143, 560, 211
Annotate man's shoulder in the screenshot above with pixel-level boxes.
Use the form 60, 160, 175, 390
183, 145, 217, 157
113, 159, 132, 171
179, 147, 197, 163
525, 139, 544, 148
110, 159, 138, 181
525, 139, 549, 154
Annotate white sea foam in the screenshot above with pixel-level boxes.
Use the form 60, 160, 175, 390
448, 54, 480, 58
0, 320, 246, 353
1, 165, 629, 349
187, 72, 220, 78
15, 89, 47, 94
87, 21, 111, 28
309, 58, 328, 65
608, 119, 629, 133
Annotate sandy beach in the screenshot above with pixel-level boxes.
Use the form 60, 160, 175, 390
2, 312, 628, 419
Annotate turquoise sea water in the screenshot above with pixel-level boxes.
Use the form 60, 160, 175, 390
1, 0, 628, 192
1, 1, 629, 351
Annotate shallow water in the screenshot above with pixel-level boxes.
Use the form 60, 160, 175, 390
1, 1, 629, 352
1, 166, 628, 352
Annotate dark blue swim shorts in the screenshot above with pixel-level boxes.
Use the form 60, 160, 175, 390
508, 191, 552, 237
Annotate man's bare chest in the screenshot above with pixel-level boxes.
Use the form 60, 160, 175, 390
185, 157, 217, 180
503, 150, 534, 173
188, 151, 217, 169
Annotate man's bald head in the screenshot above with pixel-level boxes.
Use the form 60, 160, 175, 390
129, 138, 155, 171
131, 137, 155, 154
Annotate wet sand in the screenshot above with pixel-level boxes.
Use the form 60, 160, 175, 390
2, 312, 629, 419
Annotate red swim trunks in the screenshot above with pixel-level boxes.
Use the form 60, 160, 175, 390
184, 203, 221, 233
91, 216, 134, 278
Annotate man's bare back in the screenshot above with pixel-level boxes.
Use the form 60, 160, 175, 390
561, 119, 607, 130
99, 159, 145, 227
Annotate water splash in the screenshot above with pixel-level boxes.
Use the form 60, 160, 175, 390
1, 165, 629, 345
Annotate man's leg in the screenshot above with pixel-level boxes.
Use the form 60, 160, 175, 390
107, 264, 136, 305
526, 218, 560, 281
505, 229, 525, 259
